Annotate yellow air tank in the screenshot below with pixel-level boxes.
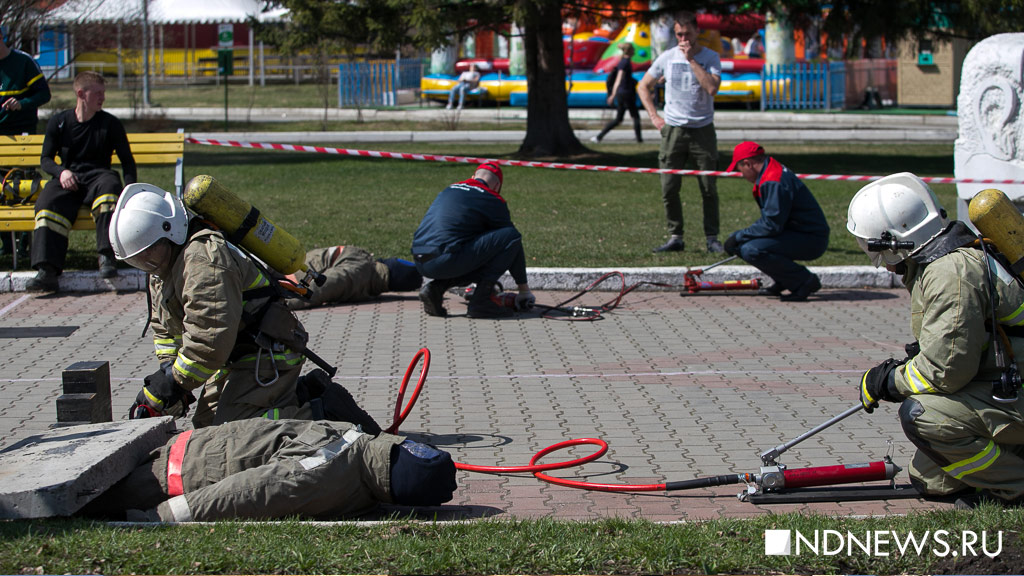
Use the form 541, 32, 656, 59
969, 188, 1024, 278
183, 174, 307, 276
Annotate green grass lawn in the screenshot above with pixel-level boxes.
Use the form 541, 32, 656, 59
1, 510, 1021, 574
16, 140, 953, 273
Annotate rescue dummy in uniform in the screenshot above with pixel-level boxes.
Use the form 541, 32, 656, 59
109, 183, 360, 428
848, 173, 1024, 508
81, 418, 457, 521
281, 246, 422, 310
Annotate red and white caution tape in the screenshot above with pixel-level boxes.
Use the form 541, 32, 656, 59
184, 137, 1024, 185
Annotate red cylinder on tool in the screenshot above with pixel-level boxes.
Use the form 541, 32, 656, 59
781, 461, 896, 489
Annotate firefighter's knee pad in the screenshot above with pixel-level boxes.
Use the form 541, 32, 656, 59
389, 440, 457, 506
898, 397, 926, 440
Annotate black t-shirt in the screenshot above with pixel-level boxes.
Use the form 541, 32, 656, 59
40, 109, 137, 184
613, 58, 636, 96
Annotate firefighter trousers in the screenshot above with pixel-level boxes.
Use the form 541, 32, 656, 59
899, 382, 1024, 502
31, 169, 121, 272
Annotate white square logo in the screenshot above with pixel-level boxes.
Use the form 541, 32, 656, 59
765, 529, 792, 555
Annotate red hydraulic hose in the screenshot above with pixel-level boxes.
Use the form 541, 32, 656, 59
386, 349, 745, 490
384, 348, 430, 434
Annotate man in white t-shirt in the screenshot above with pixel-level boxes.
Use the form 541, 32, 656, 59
447, 63, 481, 110
638, 11, 723, 254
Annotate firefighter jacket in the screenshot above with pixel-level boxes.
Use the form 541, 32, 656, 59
897, 228, 1024, 398
150, 228, 304, 391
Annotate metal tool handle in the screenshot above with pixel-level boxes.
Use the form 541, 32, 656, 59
760, 403, 864, 465
698, 255, 738, 273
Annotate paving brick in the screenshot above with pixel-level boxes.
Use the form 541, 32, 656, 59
0, 287, 958, 520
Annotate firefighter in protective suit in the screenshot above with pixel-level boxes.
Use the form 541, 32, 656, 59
81, 418, 458, 521
848, 172, 1024, 507
109, 183, 317, 427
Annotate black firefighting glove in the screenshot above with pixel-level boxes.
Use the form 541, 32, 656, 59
859, 358, 905, 414
904, 341, 920, 362
723, 234, 740, 257
130, 364, 194, 419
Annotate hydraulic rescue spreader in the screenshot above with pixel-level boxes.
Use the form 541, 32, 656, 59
681, 255, 761, 295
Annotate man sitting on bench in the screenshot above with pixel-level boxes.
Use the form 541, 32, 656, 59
26, 71, 135, 292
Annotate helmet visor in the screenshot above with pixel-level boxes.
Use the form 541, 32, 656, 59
123, 240, 171, 275
856, 237, 905, 267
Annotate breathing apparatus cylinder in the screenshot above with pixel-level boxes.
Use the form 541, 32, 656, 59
969, 188, 1024, 278
183, 175, 307, 276
968, 187, 1024, 403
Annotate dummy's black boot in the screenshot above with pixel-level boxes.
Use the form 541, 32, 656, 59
466, 281, 512, 319
419, 279, 450, 317
297, 368, 382, 434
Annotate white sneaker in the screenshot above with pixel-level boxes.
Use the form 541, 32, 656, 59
589, 135, 600, 143
446, 104, 453, 110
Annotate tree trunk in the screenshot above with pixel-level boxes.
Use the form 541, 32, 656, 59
516, 0, 586, 158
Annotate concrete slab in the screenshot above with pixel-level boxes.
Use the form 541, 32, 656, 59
0, 417, 175, 519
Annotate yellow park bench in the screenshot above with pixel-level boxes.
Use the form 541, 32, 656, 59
0, 130, 185, 267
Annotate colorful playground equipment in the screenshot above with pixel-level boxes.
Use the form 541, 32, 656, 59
420, 7, 771, 108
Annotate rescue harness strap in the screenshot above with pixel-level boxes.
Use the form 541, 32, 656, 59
226, 206, 261, 246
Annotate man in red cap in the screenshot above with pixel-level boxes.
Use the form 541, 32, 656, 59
723, 142, 830, 301
411, 162, 535, 318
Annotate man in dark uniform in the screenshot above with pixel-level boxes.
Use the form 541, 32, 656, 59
722, 141, 830, 302
411, 162, 535, 319
0, 28, 51, 258
26, 71, 135, 292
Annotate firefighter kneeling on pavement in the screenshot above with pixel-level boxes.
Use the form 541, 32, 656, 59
848, 173, 1024, 508
110, 183, 342, 427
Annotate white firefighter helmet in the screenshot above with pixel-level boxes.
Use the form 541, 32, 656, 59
847, 172, 948, 267
109, 183, 189, 260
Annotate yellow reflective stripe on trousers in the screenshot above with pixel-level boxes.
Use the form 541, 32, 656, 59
998, 301, 1024, 327
34, 209, 72, 235
263, 408, 280, 420
173, 353, 217, 383
903, 359, 936, 394
942, 440, 1001, 480
91, 194, 118, 212
153, 336, 181, 357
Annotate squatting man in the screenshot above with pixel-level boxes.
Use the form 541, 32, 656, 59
849, 173, 1024, 508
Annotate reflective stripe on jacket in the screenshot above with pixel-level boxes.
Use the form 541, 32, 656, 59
150, 228, 296, 390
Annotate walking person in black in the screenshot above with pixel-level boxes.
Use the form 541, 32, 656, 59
591, 43, 642, 144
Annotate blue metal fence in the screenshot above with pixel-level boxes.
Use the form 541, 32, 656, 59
760, 61, 845, 111
338, 59, 423, 107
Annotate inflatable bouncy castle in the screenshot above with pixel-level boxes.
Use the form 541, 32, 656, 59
420, 4, 770, 108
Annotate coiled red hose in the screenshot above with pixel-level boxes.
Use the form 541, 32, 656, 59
386, 348, 682, 491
